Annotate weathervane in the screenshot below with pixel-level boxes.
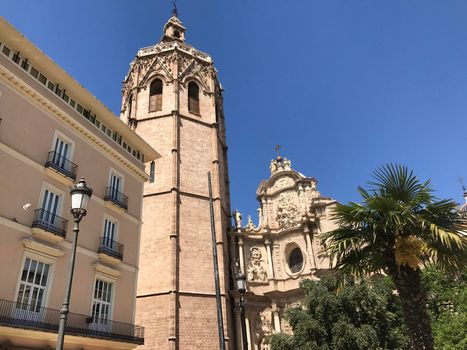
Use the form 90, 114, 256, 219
172, 0, 178, 17
275, 144, 282, 162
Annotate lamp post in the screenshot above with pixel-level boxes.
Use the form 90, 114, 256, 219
236, 271, 248, 350
56, 178, 92, 350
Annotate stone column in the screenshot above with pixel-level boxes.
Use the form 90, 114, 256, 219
234, 299, 243, 350
304, 226, 316, 270
261, 199, 267, 228
245, 309, 252, 350
238, 237, 245, 273
271, 304, 281, 333
264, 239, 274, 279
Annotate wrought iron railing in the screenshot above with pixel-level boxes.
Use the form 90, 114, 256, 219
98, 237, 124, 260
32, 209, 68, 237
104, 187, 128, 210
45, 151, 78, 180
0, 299, 144, 344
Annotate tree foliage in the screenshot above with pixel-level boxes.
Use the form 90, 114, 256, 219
320, 164, 467, 349
423, 267, 467, 350
269, 275, 410, 350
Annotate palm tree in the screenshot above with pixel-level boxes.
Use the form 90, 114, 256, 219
321, 164, 466, 350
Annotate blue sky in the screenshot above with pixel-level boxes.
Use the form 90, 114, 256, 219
3, 0, 467, 220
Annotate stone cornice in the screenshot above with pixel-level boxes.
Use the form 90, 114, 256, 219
0, 65, 149, 181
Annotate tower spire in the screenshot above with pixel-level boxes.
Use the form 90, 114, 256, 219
172, 0, 178, 17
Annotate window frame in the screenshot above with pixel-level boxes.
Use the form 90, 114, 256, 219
37, 182, 65, 218
13, 254, 55, 312
108, 168, 125, 194
187, 80, 200, 115
50, 130, 75, 162
148, 78, 163, 112
89, 276, 116, 329
102, 214, 119, 244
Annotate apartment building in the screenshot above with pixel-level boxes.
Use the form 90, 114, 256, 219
0, 17, 159, 349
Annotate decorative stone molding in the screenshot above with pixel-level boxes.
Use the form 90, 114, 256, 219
22, 239, 64, 264
254, 310, 273, 349
275, 192, 301, 230
93, 262, 121, 281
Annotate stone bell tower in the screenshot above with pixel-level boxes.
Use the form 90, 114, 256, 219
120, 10, 233, 349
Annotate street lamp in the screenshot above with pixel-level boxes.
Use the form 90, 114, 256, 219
236, 271, 248, 350
56, 178, 92, 350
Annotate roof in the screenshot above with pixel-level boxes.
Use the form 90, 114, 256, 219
0, 16, 160, 162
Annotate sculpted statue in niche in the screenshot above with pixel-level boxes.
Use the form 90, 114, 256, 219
275, 192, 301, 230
255, 311, 273, 350
247, 247, 268, 282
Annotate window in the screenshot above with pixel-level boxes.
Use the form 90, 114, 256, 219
2, 45, 11, 56
52, 136, 71, 164
149, 161, 155, 183
109, 171, 123, 197
12, 51, 20, 63
149, 79, 163, 112
21, 59, 29, 71
188, 81, 200, 114
41, 189, 60, 220
15, 258, 50, 312
103, 218, 117, 247
288, 248, 303, 273
49, 133, 74, 177
173, 30, 181, 38
38, 73, 47, 85
30, 67, 39, 79
91, 279, 113, 330
127, 94, 133, 118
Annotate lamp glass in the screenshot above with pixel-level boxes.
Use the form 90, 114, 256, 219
71, 191, 90, 211
236, 273, 246, 292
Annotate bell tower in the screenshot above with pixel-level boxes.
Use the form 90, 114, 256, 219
121, 11, 233, 350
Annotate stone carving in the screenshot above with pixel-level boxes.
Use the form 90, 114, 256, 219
275, 192, 301, 229
234, 209, 242, 230
269, 159, 278, 175
283, 157, 291, 170
271, 176, 294, 192
247, 247, 268, 282
255, 311, 273, 350
244, 215, 256, 231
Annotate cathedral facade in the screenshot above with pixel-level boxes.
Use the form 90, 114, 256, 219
231, 156, 337, 349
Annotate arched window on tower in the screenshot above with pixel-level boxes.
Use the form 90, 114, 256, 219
149, 79, 163, 112
128, 94, 133, 118
188, 81, 200, 114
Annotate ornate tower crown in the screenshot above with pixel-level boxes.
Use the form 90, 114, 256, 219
162, 10, 186, 42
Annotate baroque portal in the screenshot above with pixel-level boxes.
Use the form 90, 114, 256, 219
230, 155, 338, 349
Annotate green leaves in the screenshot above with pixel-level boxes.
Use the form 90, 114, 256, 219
269, 275, 410, 350
321, 164, 466, 273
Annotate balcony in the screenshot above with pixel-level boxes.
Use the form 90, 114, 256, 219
0, 299, 144, 345
31, 209, 68, 243
97, 237, 124, 265
104, 187, 128, 211
45, 151, 77, 183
